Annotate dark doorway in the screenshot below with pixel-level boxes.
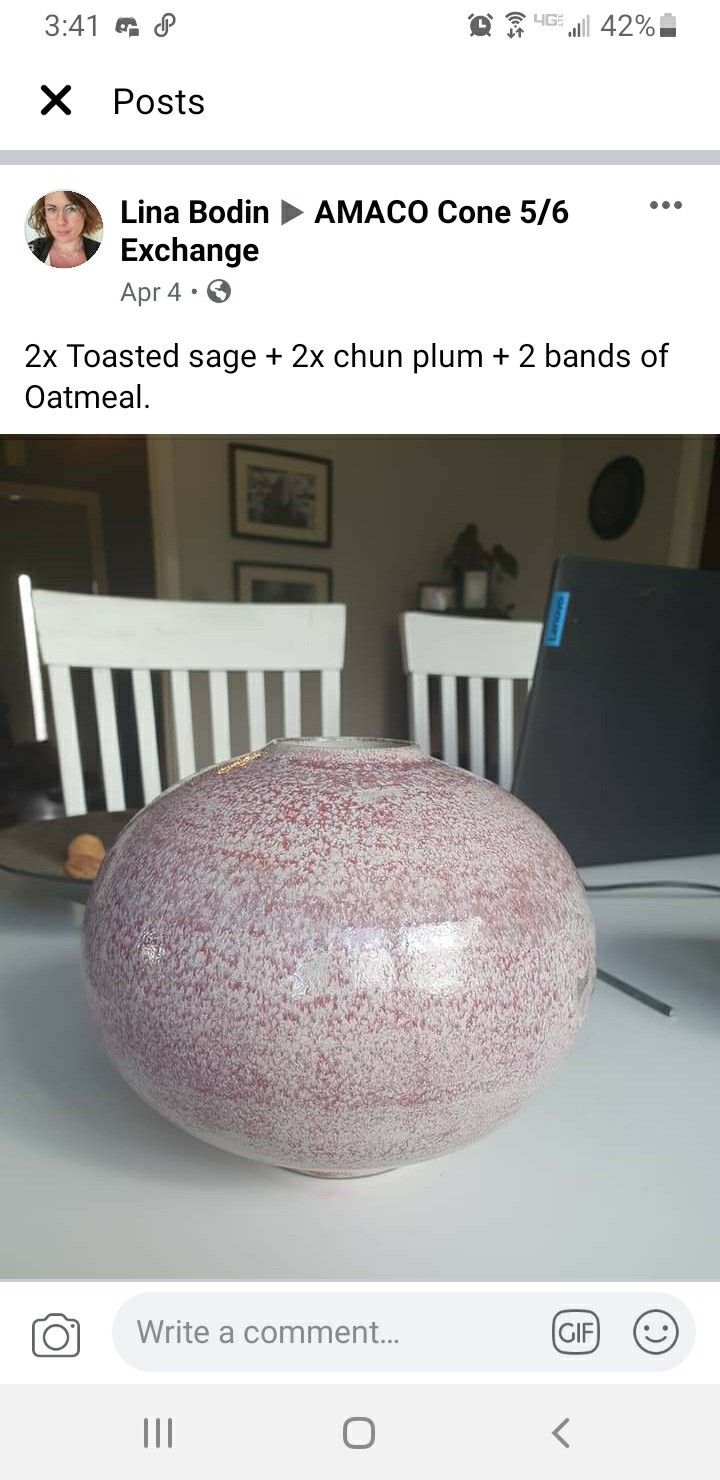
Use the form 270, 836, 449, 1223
0, 437, 155, 823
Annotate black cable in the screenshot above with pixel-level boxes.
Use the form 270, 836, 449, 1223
584, 879, 720, 896
585, 879, 719, 1018
596, 967, 675, 1017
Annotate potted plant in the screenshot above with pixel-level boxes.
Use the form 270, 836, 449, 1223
444, 524, 518, 614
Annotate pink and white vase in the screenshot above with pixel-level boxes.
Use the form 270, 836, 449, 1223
82, 738, 595, 1177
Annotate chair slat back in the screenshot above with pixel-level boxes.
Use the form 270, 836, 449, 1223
131, 668, 163, 804
467, 675, 485, 777
400, 612, 542, 785
169, 669, 196, 779
497, 676, 516, 790
408, 672, 431, 754
91, 667, 125, 810
440, 674, 459, 768
246, 671, 267, 751
208, 671, 231, 764
46, 664, 86, 816
31, 589, 346, 816
320, 669, 342, 736
282, 671, 301, 735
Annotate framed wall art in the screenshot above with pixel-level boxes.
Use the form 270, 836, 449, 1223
234, 561, 333, 604
229, 443, 332, 546
418, 582, 457, 613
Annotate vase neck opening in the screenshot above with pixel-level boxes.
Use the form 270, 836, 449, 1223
266, 737, 422, 762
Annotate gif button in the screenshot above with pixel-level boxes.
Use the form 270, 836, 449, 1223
552, 1309, 600, 1355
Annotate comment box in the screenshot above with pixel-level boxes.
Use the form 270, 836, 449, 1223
114, 1292, 693, 1372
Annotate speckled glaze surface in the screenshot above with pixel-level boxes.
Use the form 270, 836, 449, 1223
82, 739, 595, 1176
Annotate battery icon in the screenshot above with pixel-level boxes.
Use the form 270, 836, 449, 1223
659, 12, 677, 35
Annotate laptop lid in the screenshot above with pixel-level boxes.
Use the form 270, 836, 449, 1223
512, 556, 720, 866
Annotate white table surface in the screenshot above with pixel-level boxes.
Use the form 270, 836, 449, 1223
1, 856, 718, 1281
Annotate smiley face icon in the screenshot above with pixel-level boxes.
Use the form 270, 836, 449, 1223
633, 1309, 679, 1355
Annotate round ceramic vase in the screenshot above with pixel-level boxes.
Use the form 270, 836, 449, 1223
82, 739, 595, 1177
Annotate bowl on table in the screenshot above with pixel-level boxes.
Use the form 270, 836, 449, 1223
0, 811, 135, 905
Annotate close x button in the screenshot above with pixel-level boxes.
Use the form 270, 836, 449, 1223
40, 83, 72, 115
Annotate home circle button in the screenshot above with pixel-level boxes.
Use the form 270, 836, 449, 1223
343, 1417, 376, 1450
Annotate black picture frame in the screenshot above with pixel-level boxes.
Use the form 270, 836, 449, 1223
229, 442, 333, 548
417, 582, 457, 613
234, 560, 334, 604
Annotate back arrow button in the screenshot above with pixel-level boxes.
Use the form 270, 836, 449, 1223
552, 1418, 570, 1449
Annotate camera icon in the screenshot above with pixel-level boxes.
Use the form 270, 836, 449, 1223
32, 1313, 80, 1358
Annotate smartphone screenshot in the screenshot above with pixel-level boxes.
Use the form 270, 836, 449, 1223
0, 4, 718, 1475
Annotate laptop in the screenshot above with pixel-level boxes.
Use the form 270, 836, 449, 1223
512, 556, 720, 866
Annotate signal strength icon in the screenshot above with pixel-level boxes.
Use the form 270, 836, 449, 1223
568, 13, 590, 33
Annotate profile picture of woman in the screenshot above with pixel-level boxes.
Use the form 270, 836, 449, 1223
26, 190, 103, 269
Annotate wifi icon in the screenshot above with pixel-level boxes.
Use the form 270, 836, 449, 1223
505, 9, 526, 34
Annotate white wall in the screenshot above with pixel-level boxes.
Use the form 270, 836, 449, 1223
155, 435, 564, 745
150, 434, 705, 751
552, 436, 710, 566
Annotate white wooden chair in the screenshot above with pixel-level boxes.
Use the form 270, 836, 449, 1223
30, 588, 347, 816
400, 612, 542, 788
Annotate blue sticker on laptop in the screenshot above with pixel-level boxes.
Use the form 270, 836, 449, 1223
544, 590, 570, 648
